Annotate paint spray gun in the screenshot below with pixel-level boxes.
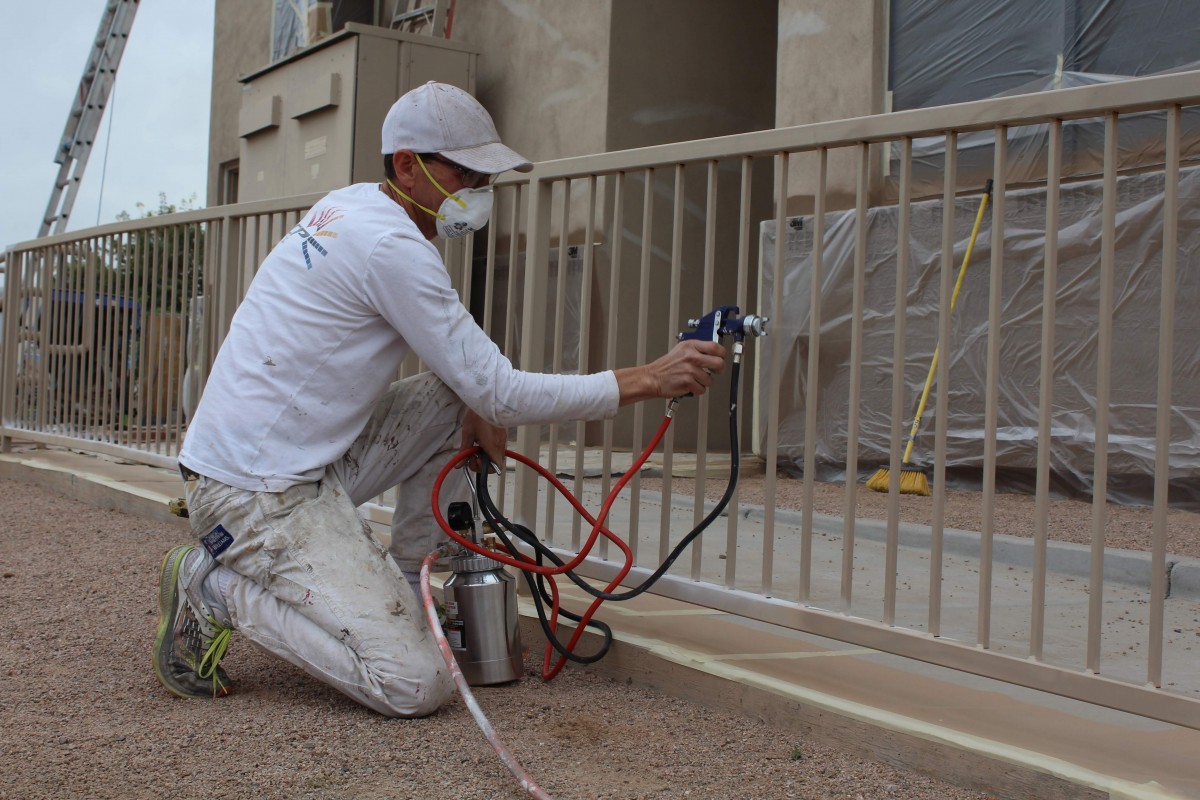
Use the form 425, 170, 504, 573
678, 305, 769, 372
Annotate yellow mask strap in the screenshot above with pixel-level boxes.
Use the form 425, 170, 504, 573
415, 154, 468, 210
385, 177, 445, 220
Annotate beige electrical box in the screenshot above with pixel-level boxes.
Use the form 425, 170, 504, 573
237, 23, 476, 203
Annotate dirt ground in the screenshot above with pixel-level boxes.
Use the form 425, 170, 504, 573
0, 475, 1005, 800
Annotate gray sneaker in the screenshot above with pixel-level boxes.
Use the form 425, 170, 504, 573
153, 544, 233, 698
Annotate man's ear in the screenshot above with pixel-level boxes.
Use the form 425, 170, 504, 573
391, 151, 419, 190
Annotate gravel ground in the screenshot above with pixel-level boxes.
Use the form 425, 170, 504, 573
0, 476, 1004, 800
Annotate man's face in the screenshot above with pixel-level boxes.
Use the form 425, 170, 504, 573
395, 151, 489, 240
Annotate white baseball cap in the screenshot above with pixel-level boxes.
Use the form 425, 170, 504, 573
381, 81, 533, 174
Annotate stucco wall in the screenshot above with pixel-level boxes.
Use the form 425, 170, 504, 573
451, 0, 613, 162
207, 0, 273, 206
776, 0, 884, 128
774, 0, 887, 213
608, 0, 777, 150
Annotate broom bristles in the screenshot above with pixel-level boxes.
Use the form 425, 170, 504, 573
864, 468, 891, 493
898, 468, 931, 496
865, 466, 931, 497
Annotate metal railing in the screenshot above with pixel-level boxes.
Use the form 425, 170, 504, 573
3, 68, 1199, 729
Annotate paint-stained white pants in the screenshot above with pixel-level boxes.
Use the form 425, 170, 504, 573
182, 372, 472, 717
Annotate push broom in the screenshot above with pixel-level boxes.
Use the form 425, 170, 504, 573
866, 179, 993, 496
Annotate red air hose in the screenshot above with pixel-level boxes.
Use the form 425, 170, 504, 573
431, 413, 673, 679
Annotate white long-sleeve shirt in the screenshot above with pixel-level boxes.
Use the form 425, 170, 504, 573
179, 183, 618, 491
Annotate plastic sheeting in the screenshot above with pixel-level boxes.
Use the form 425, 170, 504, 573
759, 166, 1200, 508
890, 69, 1200, 199
889, 0, 1200, 112
887, 0, 1200, 198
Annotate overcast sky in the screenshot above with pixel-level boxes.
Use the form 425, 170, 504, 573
1, 1, 215, 252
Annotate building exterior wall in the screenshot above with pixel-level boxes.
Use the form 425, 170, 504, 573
775, 0, 885, 129
608, 0, 778, 150
206, 0, 795, 199
774, 0, 887, 213
451, 0, 614, 162
207, 0, 272, 206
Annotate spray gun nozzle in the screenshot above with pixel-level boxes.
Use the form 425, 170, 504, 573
678, 305, 769, 344
732, 313, 769, 339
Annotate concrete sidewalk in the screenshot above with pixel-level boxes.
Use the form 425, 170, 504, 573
2, 443, 1198, 800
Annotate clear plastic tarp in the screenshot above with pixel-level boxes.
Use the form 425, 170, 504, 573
886, 0, 1200, 198
889, 0, 1200, 112
889, 69, 1200, 199
759, 166, 1200, 508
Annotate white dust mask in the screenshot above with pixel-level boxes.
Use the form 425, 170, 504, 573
433, 186, 494, 239
385, 155, 493, 239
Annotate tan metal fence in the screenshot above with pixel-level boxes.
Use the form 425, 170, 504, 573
3, 69, 1199, 729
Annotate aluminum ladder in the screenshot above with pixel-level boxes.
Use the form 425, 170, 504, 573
40, 0, 140, 237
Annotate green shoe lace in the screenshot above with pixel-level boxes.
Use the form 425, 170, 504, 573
198, 623, 232, 696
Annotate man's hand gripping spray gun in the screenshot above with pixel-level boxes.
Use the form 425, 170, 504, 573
676, 305, 769, 390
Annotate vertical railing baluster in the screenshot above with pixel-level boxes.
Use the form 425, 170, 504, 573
931, 132, 958, 637
631, 169, 656, 564
1149, 104, 1181, 687
726, 156, 753, 590
1032, 118, 1063, 660
801, 149, 826, 603
602, 175, 625, 558
572, 176, 599, 552
884, 138, 913, 625
1088, 112, 1118, 674
980, 127, 1007, 648
544, 180, 572, 545
690, 160, 718, 580
763, 152, 788, 595
656, 166, 685, 566
47, 244, 67, 435
841, 142, 870, 612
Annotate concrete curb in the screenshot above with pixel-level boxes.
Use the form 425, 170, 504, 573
0, 452, 190, 528
1169, 561, 1200, 599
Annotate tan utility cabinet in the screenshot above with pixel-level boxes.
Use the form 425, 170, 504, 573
236, 23, 476, 203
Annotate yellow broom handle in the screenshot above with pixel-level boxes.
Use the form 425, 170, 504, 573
901, 182, 992, 465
